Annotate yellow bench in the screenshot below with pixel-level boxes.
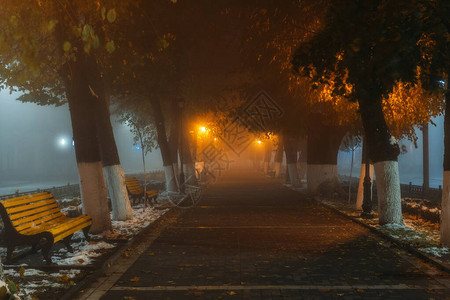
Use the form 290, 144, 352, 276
125, 177, 159, 205
0, 192, 92, 264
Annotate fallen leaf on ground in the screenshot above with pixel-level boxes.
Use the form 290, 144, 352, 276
19, 267, 25, 278
130, 277, 140, 282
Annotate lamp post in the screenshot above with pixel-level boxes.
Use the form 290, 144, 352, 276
178, 98, 185, 194
361, 140, 373, 218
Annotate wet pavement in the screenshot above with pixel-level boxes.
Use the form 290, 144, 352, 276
94, 170, 450, 299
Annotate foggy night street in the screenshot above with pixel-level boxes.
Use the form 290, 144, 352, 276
0, 1, 449, 299
91, 170, 450, 300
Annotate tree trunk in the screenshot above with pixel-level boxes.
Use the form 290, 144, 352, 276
62, 61, 112, 234
181, 126, 197, 185
441, 85, 450, 246
263, 142, 272, 174
306, 114, 345, 195
168, 100, 181, 189
274, 134, 284, 178
168, 122, 180, 188
298, 137, 307, 180
95, 90, 133, 221
357, 87, 402, 225
356, 139, 374, 210
284, 134, 299, 186
149, 98, 178, 192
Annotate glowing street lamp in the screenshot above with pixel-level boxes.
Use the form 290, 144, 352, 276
199, 126, 207, 133
257, 140, 262, 144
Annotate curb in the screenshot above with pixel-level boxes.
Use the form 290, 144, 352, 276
315, 198, 450, 275
59, 206, 184, 300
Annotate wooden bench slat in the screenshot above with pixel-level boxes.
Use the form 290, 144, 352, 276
15, 212, 65, 233
19, 217, 70, 235
53, 218, 93, 243
1, 193, 54, 208
146, 190, 158, 197
0, 192, 50, 203
6, 198, 57, 214
8, 203, 58, 221
13, 207, 62, 227
21, 215, 91, 237
23, 217, 92, 243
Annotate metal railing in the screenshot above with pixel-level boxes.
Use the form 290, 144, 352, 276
0, 184, 80, 200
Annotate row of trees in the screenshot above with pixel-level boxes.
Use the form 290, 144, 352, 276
291, 0, 449, 243
0, 1, 448, 246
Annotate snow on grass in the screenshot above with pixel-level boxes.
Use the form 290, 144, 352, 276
110, 205, 168, 237
420, 247, 450, 257
52, 240, 116, 265
3, 268, 83, 299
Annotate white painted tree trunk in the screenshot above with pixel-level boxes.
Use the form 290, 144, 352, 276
297, 161, 304, 179
307, 164, 339, 194
440, 171, 450, 246
164, 165, 178, 192
274, 162, 281, 178
103, 165, 133, 221
263, 162, 269, 174
373, 161, 403, 225
172, 163, 179, 180
78, 162, 112, 233
355, 163, 374, 210
183, 163, 197, 185
287, 163, 299, 186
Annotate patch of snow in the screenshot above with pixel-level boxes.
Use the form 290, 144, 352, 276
111, 206, 168, 237
381, 223, 406, 230
420, 247, 450, 257
53, 240, 115, 265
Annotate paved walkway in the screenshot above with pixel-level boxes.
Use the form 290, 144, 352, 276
97, 170, 450, 299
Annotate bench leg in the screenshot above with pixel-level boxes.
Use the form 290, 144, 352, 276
83, 226, 91, 242
5, 245, 14, 264
31, 243, 38, 253
63, 235, 74, 252
40, 233, 54, 265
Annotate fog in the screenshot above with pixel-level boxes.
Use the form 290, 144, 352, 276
0, 88, 445, 194
0, 90, 163, 194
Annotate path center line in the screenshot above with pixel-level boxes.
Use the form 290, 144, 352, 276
171, 225, 350, 229
111, 284, 446, 291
